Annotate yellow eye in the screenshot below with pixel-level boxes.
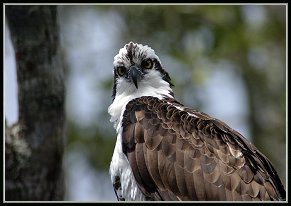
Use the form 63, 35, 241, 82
116, 66, 127, 76
141, 59, 153, 70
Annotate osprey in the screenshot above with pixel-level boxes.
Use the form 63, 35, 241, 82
108, 42, 286, 201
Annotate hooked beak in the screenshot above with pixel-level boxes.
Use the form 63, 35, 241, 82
128, 66, 143, 89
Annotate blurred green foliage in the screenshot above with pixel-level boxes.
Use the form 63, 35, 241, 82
66, 5, 286, 186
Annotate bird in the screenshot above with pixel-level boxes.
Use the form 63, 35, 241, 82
108, 42, 286, 201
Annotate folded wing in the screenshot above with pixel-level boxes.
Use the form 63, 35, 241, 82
121, 96, 286, 201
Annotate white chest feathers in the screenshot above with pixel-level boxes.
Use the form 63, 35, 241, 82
108, 69, 173, 200
109, 128, 146, 201
108, 69, 173, 129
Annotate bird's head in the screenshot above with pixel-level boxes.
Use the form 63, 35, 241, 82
111, 42, 174, 100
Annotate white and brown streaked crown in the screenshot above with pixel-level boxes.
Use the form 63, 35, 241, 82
111, 42, 173, 100
108, 42, 286, 201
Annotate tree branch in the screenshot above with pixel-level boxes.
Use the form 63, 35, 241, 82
5, 5, 65, 200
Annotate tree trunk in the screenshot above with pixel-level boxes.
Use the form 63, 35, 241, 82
5, 5, 65, 200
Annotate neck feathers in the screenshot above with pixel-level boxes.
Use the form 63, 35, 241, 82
108, 78, 173, 130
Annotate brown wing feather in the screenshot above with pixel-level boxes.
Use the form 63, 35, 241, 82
121, 96, 286, 201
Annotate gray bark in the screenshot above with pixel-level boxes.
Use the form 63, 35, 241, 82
5, 5, 65, 200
